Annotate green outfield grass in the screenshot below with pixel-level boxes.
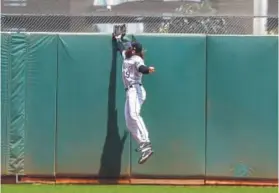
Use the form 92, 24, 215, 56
1, 185, 278, 193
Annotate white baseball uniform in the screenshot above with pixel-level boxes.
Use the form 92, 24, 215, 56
121, 52, 150, 144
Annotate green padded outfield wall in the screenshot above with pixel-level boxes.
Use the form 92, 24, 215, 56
5, 34, 27, 174
206, 36, 278, 179
1, 34, 57, 176
1, 34, 9, 175
24, 35, 57, 175
55, 35, 130, 177
129, 35, 206, 177
1, 34, 278, 180
55, 35, 206, 177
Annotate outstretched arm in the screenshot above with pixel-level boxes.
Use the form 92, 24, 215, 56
115, 39, 125, 56
135, 57, 155, 75
114, 36, 133, 59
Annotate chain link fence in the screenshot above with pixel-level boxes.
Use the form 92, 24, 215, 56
2, 15, 278, 34
1, 0, 278, 34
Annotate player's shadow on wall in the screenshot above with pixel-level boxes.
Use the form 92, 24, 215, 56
98, 40, 128, 183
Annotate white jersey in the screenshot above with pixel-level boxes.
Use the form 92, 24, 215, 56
122, 53, 145, 88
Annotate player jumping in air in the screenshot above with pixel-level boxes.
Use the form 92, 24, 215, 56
112, 25, 155, 164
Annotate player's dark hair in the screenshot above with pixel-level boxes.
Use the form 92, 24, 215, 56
125, 47, 134, 58
131, 42, 144, 59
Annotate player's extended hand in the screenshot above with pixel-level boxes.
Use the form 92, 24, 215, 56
112, 33, 122, 41
149, 66, 155, 73
112, 24, 126, 41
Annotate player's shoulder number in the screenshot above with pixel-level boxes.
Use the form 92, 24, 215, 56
123, 61, 133, 78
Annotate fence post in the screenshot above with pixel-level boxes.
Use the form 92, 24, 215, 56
253, 0, 268, 35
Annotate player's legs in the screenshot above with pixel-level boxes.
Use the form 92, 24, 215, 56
124, 85, 153, 164
124, 86, 150, 144
135, 85, 153, 164
136, 86, 150, 143
124, 98, 143, 144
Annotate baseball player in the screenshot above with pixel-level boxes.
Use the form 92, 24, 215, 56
112, 25, 155, 164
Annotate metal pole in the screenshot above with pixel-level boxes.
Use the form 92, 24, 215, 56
253, 0, 268, 35
16, 173, 19, 183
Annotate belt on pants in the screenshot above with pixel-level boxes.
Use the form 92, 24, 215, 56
125, 83, 142, 91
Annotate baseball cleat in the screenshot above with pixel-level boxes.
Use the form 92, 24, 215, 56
135, 142, 152, 152
138, 149, 154, 164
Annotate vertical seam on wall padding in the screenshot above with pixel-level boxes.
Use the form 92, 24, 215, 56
129, 106, 132, 179
6, 34, 12, 175
54, 34, 59, 181
204, 35, 208, 184
23, 33, 29, 175
1, 34, 3, 174
129, 125, 132, 179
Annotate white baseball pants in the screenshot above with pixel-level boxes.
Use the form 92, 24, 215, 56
124, 84, 150, 144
